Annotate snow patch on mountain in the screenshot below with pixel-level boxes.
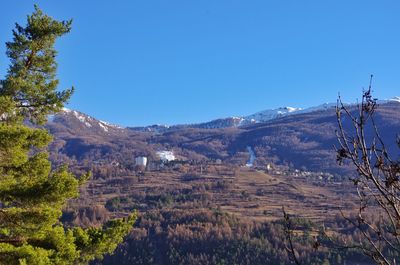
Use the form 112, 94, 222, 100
390, 96, 400, 102
55, 108, 124, 132
58, 96, 400, 132
99, 120, 124, 130
298, 103, 337, 113
245, 146, 256, 167
378, 96, 400, 104
245, 107, 303, 123
62, 108, 92, 127
62, 107, 72, 113
98, 122, 108, 132
233, 117, 247, 127
73, 111, 92, 127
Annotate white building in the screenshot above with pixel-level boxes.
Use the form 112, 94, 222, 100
135, 156, 148, 167
156, 150, 176, 162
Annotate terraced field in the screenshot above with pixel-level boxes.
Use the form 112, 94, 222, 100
69, 165, 357, 225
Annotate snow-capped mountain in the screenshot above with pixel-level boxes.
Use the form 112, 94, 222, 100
195, 97, 400, 129
379, 96, 400, 104
45, 97, 400, 175
187, 116, 249, 129
48, 108, 124, 134
185, 104, 336, 129
128, 105, 333, 131
245, 106, 302, 123
128, 124, 171, 133
51, 97, 400, 133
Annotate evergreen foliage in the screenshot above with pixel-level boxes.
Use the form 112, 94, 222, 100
0, 6, 136, 265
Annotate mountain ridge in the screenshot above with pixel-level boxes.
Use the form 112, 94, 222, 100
46, 98, 400, 176
57, 96, 400, 132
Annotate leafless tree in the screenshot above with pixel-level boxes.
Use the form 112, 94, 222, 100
334, 76, 400, 264
283, 77, 399, 264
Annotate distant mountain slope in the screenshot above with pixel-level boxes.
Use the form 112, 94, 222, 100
46, 100, 400, 175
229, 101, 400, 174
129, 97, 400, 131
49, 108, 125, 135
128, 106, 304, 131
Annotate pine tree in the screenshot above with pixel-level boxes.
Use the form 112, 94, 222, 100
0, 6, 136, 265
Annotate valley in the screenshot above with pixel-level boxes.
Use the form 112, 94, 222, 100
47, 100, 399, 264
2, 3, 399, 264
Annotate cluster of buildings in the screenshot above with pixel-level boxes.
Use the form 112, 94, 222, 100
134, 150, 177, 171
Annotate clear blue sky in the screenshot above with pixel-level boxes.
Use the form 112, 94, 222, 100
1, 1, 399, 126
